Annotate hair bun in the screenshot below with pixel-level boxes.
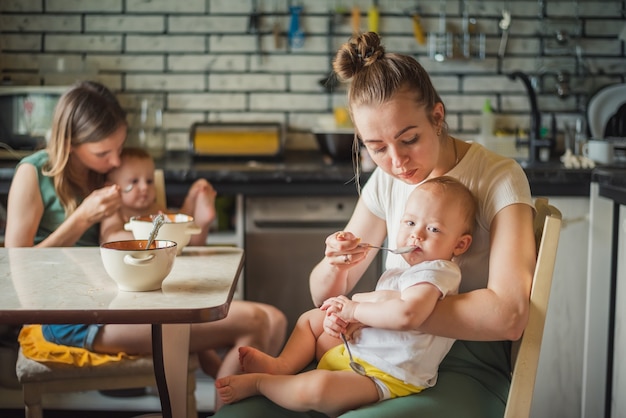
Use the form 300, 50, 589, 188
333, 32, 384, 82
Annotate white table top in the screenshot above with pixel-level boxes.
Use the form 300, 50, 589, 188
0, 246, 243, 325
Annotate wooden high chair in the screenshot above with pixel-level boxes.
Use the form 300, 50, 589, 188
504, 198, 562, 418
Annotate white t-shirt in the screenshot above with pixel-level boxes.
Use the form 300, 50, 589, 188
351, 260, 461, 388
361, 142, 533, 293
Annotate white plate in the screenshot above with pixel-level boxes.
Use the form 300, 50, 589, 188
587, 83, 626, 138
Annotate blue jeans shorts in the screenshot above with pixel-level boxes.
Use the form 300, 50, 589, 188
41, 324, 103, 351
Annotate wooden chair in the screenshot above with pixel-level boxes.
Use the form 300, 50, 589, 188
14, 169, 201, 418
504, 198, 562, 418
16, 349, 199, 418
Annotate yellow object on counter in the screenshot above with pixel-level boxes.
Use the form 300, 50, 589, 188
191, 123, 282, 157
334, 107, 351, 128
18, 325, 133, 366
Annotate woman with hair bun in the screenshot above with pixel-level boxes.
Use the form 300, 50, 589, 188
215, 32, 535, 418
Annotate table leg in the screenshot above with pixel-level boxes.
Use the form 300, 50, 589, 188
152, 323, 191, 418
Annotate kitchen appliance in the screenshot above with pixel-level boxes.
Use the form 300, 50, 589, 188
0, 86, 68, 159
587, 83, 626, 139
190, 122, 284, 160
244, 196, 382, 333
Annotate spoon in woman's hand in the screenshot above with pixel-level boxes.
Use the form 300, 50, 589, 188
122, 184, 133, 193
340, 333, 366, 376
358, 243, 417, 254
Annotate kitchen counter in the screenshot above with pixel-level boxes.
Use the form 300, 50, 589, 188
593, 167, 626, 204
150, 150, 595, 198
0, 150, 601, 199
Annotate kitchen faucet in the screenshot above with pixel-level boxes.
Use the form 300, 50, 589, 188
508, 71, 553, 163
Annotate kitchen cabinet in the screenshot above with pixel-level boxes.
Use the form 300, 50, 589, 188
612, 204, 626, 417
582, 169, 626, 418
531, 196, 590, 418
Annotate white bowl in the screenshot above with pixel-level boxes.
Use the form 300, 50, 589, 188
124, 213, 201, 255
100, 240, 177, 292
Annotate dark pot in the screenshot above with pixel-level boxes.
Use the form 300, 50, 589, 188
313, 131, 356, 162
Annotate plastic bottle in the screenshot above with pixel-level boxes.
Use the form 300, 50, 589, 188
480, 99, 495, 144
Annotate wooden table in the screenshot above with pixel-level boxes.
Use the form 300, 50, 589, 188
0, 246, 243, 418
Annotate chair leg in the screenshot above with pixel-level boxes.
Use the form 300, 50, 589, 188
23, 384, 44, 418
187, 370, 198, 418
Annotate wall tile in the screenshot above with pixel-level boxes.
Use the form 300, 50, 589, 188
0, 0, 623, 149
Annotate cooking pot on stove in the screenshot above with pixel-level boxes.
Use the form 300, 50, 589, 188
312, 128, 357, 162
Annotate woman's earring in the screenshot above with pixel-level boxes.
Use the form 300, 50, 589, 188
437, 128, 442, 136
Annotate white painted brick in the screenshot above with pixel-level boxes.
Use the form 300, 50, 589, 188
168, 93, 246, 111
207, 112, 286, 125
40, 74, 122, 90
126, 35, 205, 52
165, 132, 190, 151
168, 16, 247, 33
127, 0, 205, 13
210, 73, 287, 91
250, 93, 328, 111
247, 55, 328, 73
0, 15, 81, 32
87, 55, 165, 72
1, 53, 42, 70
45, 35, 122, 52
125, 74, 205, 91
464, 75, 524, 93
0, 0, 41, 12
578, 38, 621, 56
167, 54, 246, 72
0, 34, 41, 51
290, 74, 333, 92
162, 112, 206, 129
209, 35, 267, 53
85, 16, 165, 33
586, 19, 625, 37
46, 0, 122, 13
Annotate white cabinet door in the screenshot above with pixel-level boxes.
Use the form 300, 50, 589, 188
611, 204, 626, 417
531, 196, 590, 418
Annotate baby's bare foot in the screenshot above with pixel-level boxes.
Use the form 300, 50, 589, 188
215, 374, 260, 404
239, 346, 285, 374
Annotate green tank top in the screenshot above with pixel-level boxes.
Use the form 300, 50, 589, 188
18, 150, 100, 246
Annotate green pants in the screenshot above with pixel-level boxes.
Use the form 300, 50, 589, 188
213, 340, 511, 418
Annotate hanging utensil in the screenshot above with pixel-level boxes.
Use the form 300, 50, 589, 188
288, 5, 305, 49
367, 4, 379, 33
411, 8, 426, 45
247, 1, 263, 63
351, 5, 360, 34
272, 6, 282, 49
498, 6, 511, 58
318, 11, 338, 92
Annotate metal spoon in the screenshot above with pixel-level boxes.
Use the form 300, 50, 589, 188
358, 244, 417, 254
122, 184, 133, 193
145, 213, 165, 250
340, 333, 366, 376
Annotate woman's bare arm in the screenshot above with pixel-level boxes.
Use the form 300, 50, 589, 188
418, 203, 536, 341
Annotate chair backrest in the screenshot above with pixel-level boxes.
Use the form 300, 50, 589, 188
504, 198, 562, 418
154, 169, 167, 209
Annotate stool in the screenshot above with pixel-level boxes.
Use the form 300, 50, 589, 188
15, 348, 198, 418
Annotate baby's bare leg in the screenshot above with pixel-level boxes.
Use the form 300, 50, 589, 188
215, 369, 379, 417
241, 308, 336, 374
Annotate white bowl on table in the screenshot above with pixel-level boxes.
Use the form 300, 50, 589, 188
125, 213, 201, 255
100, 240, 177, 292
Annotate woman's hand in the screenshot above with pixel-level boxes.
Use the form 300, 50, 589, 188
320, 295, 359, 337
79, 185, 122, 225
324, 231, 369, 268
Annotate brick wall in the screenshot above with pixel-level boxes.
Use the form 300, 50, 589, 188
1, 0, 624, 152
